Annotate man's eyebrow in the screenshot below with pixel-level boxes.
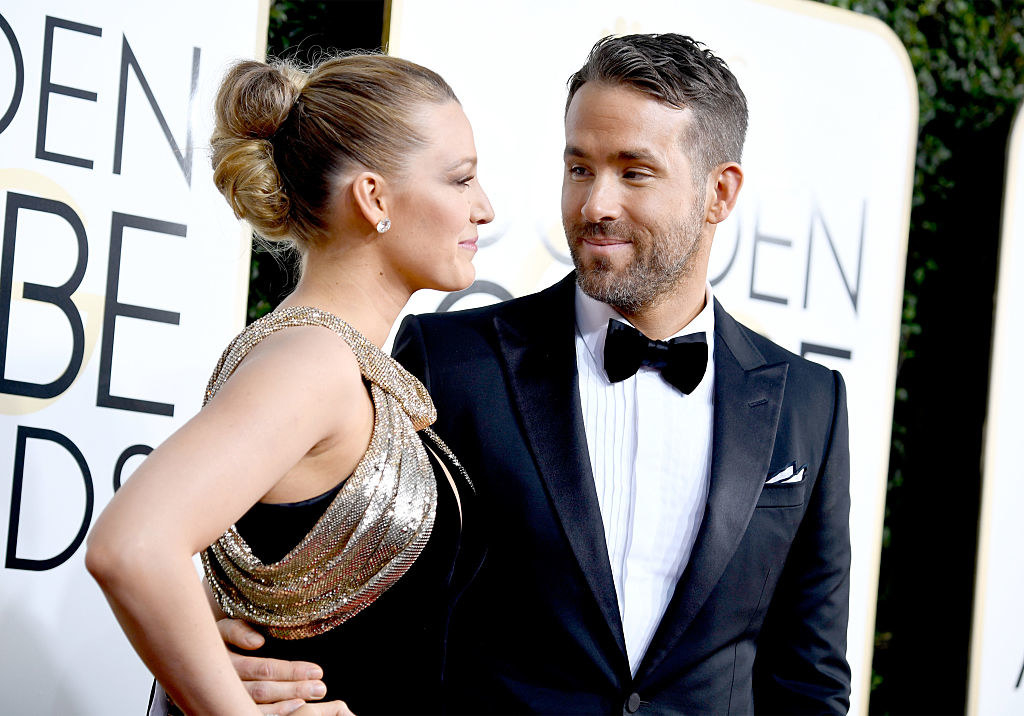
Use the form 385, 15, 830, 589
617, 149, 660, 163
563, 146, 661, 164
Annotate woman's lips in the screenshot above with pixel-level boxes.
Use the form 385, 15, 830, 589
459, 237, 479, 251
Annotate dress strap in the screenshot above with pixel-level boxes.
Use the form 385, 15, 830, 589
204, 306, 436, 430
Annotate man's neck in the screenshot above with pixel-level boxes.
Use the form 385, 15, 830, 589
613, 280, 708, 340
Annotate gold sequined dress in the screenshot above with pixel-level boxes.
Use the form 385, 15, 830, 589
198, 307, 482, 715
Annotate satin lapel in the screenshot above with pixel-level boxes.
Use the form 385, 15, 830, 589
636, 303, 787, 680
493, 274, 627, 659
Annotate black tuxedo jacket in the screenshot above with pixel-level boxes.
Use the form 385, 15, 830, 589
393, 273, 851, 715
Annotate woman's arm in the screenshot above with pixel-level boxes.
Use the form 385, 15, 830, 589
87, 327, 370, 715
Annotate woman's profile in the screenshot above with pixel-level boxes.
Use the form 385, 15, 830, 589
86, 53, 493, 715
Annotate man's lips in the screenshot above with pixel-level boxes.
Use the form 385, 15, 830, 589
580, 235, 631, 247
581, 237, 626, 246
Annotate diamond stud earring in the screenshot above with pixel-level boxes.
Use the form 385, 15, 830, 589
376, 217, 391, 233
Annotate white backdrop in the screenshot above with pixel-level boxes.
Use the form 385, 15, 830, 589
386, 2, 917, 713
968, 106, 1024, 716
0, 2, 264, 713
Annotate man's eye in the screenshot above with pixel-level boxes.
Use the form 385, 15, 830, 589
623, 170, 651, 180
568, 166, 589, 177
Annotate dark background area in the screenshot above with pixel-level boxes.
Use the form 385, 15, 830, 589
252, 2, 1024, 713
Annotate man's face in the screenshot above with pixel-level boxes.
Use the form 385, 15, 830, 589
561, 82, 709, 313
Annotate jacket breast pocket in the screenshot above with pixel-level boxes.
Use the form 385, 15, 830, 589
755, 480, 807, 508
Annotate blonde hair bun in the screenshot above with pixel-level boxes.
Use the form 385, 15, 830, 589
210, 61, 307, 241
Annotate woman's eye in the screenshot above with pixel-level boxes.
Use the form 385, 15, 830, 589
455, 175, 475, 186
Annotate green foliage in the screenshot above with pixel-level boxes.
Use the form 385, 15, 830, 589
247, 242, 299, 322
267, 0, 331, 56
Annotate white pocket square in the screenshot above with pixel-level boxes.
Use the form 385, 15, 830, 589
766, 463, 805, 485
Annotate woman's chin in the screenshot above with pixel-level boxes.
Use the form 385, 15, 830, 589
445, 264, 477, 293
408, 263, 476, 295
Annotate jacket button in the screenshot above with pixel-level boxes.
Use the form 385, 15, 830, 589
625, 692, 642, 713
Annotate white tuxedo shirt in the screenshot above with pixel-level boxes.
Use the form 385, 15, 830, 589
574, 286, 716, 673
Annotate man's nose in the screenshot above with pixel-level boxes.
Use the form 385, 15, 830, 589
581, 177, 621, 223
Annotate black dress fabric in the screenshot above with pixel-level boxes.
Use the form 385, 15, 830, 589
230, 438, 482, 715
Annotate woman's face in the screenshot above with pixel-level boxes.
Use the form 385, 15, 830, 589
384, 101, 494, 293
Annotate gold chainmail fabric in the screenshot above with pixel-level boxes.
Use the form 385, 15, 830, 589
201, 306, 441, 640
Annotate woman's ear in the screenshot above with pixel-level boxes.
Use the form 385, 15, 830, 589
349, 171, 390, 232
706, 162, 744, 225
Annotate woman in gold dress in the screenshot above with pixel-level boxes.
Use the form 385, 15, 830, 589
86, 54, 493, 715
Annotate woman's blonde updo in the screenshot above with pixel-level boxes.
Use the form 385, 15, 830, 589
210, 54, 458, 250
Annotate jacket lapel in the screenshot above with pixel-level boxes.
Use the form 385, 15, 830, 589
636, 301, 787, 680
493, 273, 628, 662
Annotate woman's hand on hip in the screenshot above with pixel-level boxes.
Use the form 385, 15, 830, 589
219, 617, 328, 706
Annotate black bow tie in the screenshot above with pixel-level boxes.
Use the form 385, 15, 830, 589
603, 319, 708, 394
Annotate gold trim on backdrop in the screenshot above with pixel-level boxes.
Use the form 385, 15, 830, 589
383, 0, 402, 54
234, 224, 254, 327
256, 0, 271, 59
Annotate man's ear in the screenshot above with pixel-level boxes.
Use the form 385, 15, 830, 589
706, 162, 743, 225
350, 171, 390, 231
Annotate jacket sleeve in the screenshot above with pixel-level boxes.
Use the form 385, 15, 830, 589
753, 369, 852, 715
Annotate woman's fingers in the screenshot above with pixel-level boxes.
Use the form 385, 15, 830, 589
228, 650, 323, 681
216, 623, 327, 706
259, 699, 307, 715
217, 617, 265, 650
290, 701, 356, 716
228, 652, 326, 704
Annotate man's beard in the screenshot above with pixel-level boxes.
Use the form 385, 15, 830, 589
565, 203, 705, 314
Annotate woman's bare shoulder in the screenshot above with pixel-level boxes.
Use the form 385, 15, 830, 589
210, 324, 368, 431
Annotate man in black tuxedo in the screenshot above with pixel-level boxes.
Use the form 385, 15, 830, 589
223, 33, 851, 714
392, 34, 851, 714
